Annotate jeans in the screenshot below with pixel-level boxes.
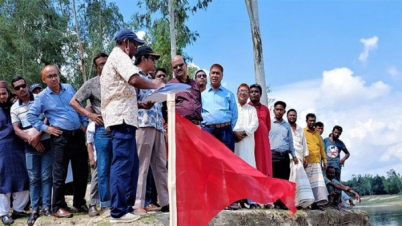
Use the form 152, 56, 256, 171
202, 125, 235, 152
110, 124, 138, 218
94, 125, 112, 208
50, 130, 88, 212
25, 140, 53, 212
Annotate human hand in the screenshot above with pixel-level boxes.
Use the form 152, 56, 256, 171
46, 126, 63, 136
89, 158, 96, 169
28, 133, 42, 147
293, 157, 299, 165
303, 158, 308, 168
323, 163, 327, 170
340, 159, 345, 166
34, 142, 45, 152
88, 113, 103, 125
234, 131, 244, 142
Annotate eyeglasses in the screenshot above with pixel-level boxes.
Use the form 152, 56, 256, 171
195, 74, 207, 78
238, 90, 249, 94
46, 74, 59, 79
13, 84, 27, 91
156, 74, 166, 78
172, 63, 184, 70
149, 56, 156, 62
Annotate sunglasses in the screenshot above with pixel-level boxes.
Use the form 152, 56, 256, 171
172, 63, 184, 70
195, 74, 207, 78
156, 74, 166, 78
14, 84, 27, 91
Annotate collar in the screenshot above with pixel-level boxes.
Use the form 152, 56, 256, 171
304, 127, 317, 134
45, 83, 64, 94
18, 92, 34, 105
273, 118, 285, 124
177, 77, 191, 84
208, 85, 223, 92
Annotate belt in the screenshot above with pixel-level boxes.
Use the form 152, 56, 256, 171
205, 122, 231, 129
272, 150, 289, 156
54, 127, 81, 136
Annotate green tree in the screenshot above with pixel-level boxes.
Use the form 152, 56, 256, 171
132, 0, 212, 79
0, 0, 69, 84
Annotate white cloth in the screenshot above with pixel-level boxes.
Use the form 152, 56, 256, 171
234, 103, 259, 167
289, 154, 315, 208
341, 191, 351, 203
86, 122, 97, 161
0, 191, 29, 216
291, 125, 308, 161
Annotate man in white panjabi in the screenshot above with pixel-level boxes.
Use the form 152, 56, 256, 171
233, 83, 259, 209
287, 109, 314, 209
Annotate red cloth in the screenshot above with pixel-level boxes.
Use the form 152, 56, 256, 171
175, 113, 296, 226
248, 102, 273, 177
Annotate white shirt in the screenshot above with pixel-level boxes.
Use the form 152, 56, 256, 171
291, 124, 309, 161
234, 103, 259, 167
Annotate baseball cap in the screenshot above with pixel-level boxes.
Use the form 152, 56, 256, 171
135, 46, 161, 60
115, 28, 145, 45
29, 83, 43, 92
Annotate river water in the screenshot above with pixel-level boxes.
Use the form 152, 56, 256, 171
356, 205, 402, 226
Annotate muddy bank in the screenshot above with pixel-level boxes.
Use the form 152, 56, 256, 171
11, 208, 369, 226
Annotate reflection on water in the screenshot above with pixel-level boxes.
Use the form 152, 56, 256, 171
356, 205, 402, 226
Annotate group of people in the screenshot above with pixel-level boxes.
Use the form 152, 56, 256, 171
0, 27, 361, 226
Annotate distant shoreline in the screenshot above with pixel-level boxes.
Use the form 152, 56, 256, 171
354, 194, 402, 208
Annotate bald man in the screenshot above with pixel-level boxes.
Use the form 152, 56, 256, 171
27, 65, 89, 218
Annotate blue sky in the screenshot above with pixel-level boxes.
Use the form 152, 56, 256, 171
111, 0, 402, 180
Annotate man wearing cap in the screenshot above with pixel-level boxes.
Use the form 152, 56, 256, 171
70, 52, 109, 216
29, 84, 43, 94
100, 28, 162, 223
168, 55, 202, 125
0, 81, 30, 225
132, 46, 169, 214
195, 70, 207, 93
27, 65, 89, 218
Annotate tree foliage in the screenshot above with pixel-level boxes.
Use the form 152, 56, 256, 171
343, 169, 402, 196
132, 0, 211, 78
0, 0, 69, 84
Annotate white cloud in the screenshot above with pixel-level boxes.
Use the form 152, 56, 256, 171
388, 66, 401, 79
358, 36, 378, 63
136, 30, 146, 40
271, 67, 402, 180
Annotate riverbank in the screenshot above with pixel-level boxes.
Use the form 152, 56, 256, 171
9, 208, 370, 226
356, 194, 402, 207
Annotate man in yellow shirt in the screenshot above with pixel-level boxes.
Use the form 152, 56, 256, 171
304, 113, 328, 210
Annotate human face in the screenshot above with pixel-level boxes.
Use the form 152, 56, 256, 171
237, 87, 249, 105
0, 88, 9, 103
316, 126, 324, 135
306, 117, 316, 130
12, 79, 29, 99
143, 55, 157, 73
249, 87, 261, 103
327, 168, 336, 180
41, 66, 60, 89
332, 129, 342, 140
126, 39, 139, 58
32, 88, 42, 94
195, 72, 207, 86
209, 66, 223, 88
287, 111, 297, 124
155, 70, 167, 84
273, 104, 285, 120
171, 56, 187, 80
95, 57, 108, 75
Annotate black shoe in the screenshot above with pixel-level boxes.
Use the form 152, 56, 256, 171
249, 204, 261, 209
1, 215, 14, 225
11, 210, 29, 219
160, 204, 169, 212
43, 209, 52, 217
27, 213, 39, 226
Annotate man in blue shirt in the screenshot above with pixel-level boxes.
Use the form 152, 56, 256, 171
323, 126, 350, 181
27, 65, 89, 218
201, 63, 238, 152
201, 63, 238, 210
269, 101, 298, 209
